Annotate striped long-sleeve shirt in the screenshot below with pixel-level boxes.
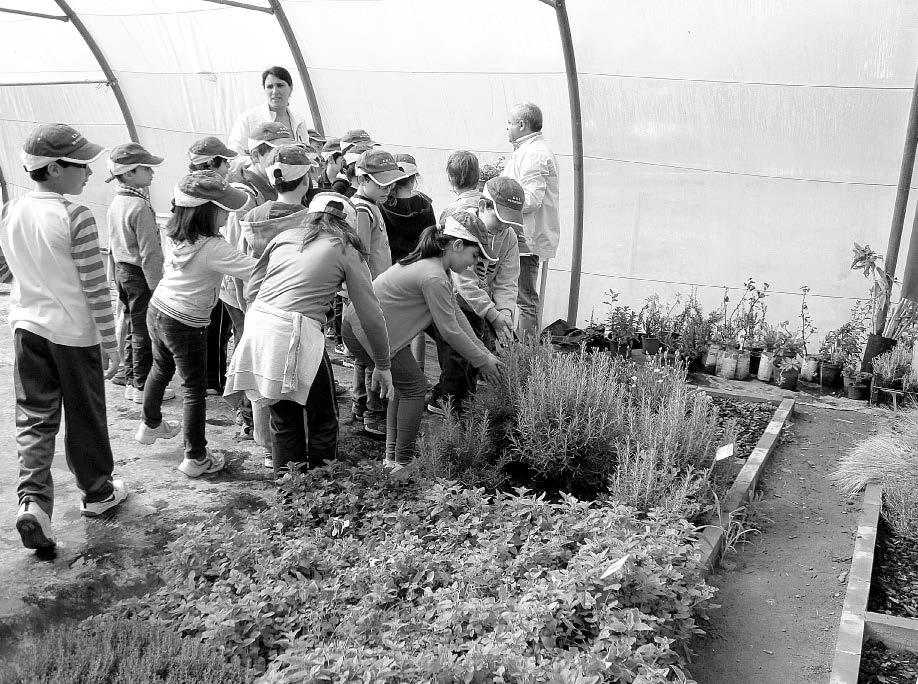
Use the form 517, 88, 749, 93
0, 191, 116, 350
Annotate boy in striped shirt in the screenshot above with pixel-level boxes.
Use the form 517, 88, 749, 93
0, 124, 128, 552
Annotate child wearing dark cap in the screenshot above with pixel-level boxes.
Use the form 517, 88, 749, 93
428, 177, 523, 416
187, 136, 237, 175
1, 123, 128, 550
349, 149, 402, 436
106, 143, 175, 406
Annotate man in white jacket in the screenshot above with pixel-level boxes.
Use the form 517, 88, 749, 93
501, 102, 560, 341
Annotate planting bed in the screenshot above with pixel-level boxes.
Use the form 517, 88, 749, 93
858, 639, 918, 683
710, 396, 776, 460
868, 520, 918, 619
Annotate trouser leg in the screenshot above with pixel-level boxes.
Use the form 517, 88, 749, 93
53, 339, 115, 503
304, 351, 339, 467
14, 330, 63, 518
517, 255, 540, 342
269, 400, 306, 476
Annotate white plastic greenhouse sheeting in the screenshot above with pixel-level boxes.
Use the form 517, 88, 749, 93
1, 0, 918, 336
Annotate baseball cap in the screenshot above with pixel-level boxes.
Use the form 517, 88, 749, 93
307, 192, 358, 229
173, 170, 249, 211
340, 128, 374, 153
483, 176, 525, 228
265, 144, 318, 183
441, 212, 497, 262
307, 128, 326, 144
356, 149, 403, 187
20, 123, 107, 172
105, 142, 165, 182
394, 153, 418, 179
247, 121, 296, 153
343, 143, 373, 167
321, 137, 341, 160
187, 136, 237, 164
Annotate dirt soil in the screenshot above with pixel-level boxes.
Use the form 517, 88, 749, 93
689, 404, 876, 683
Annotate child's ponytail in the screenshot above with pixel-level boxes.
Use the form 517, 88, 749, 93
398, 224, 450, 266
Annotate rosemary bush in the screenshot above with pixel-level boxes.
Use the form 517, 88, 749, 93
421, 344, 722, 513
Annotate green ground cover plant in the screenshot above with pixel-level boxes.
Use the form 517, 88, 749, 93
0, 617, 255, 684
420, 344, 727, 515
105, 464, 714, 683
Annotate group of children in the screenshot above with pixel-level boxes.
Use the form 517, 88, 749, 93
1, 118, 529, 552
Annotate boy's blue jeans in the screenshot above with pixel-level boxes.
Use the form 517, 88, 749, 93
143, 305, 208, 461
14, 329, 115, 518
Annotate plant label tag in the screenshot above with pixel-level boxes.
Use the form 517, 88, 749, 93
715, 443, 734, 462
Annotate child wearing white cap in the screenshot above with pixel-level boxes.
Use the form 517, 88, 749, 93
2, 123, 128, 550
226, 192, 393, 477
342, 214, 504, 473
135, 171, 257, 479
230, 145, 317, 464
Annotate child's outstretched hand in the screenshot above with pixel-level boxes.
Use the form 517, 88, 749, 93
371, 367, 395, 401
102, 345, 122, 380
479, 354, 505, 385
492, 311, 515, 347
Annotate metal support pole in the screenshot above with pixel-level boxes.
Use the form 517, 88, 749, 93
0, 7, 68, 21
54, 0, 139, 143
0, 161, 9, 205
884, 62, 918, 305
200, 0, 272, 12
267, 0, 324, 135
0, 79, 108, 87
553, 0, 585, 327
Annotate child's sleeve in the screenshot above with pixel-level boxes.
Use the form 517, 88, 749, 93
421, 275, 491, 368
355, 206, 373, 259
208, 238, 257, 281
343, 245, 390, 370
489, 232, 520, 319
244, 239, 272, 306
68, 204, 117, 351
452, 267, 496, 321
134, 205, 164, 291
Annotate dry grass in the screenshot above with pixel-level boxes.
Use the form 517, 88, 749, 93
833, 410, 918, 540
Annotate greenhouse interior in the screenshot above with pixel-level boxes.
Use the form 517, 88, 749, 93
2, 1, 918, 683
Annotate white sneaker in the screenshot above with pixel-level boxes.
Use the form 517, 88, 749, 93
16, 499, 55, 550
178, 450, 226, 478
80, 480, 128, 517
134, 419, 182, 445
124, 384, 134, 400
383, 457, 416, 476
130, 386, 176, 404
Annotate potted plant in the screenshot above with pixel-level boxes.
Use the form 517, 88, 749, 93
639, 294, 666, 356
603, 296, 638, 359
851, 242, 896, 372
774, 355, 802, 391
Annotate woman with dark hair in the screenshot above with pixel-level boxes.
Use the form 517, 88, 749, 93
228, 66, 311, 154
